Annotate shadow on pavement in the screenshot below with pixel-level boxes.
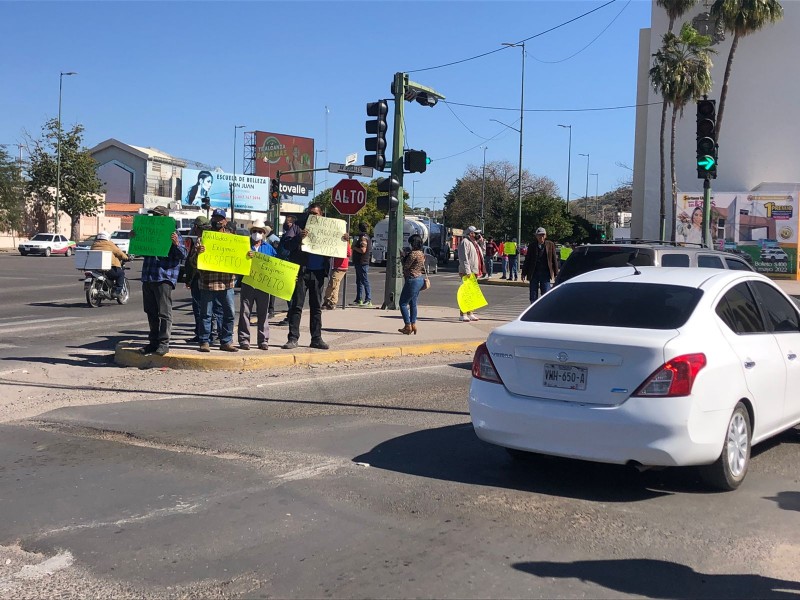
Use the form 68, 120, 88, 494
353, 424, 677, 502
764, 491, 800, 513
513, 558, 800, 599
28, 301, 90, 309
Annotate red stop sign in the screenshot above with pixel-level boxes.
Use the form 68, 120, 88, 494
331, 179, 367, 215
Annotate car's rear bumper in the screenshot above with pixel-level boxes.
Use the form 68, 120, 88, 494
468, 378, 729, 467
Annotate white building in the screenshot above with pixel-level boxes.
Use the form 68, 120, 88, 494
632, 1, 800, 239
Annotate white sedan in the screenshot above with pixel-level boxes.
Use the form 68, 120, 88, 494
18, 233, 76, 256
469, 266, 800, 490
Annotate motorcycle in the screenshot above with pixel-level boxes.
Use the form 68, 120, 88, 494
84, 263, 129, 307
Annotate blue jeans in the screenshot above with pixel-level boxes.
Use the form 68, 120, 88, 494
354, 262, 371, 302
509, 255, 518, 279
399, 275, 425, 324
199, 288, 235, 345
191, 278, 223, 340
529, 274, 552, 303
485, 256, 493, 277
502, 257, 508, 278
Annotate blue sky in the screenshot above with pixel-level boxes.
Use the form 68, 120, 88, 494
1, 0, 651, 213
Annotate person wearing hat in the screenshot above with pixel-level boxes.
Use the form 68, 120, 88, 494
522, 227, 559, 303
322, 231, 351, 310
184, 215, 217, 344
457, 226, 485, 322
237, 219, 277, 350
90, 231, 129, 298
138, 206, 187, 356
505, 236, 519, 281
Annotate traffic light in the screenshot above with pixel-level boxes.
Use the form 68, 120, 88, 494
696, 99, 718, 179
270, 178, 280, 202
376, 176, 400, 213
404, 149, 430, 173
364, 101, 388, 171
201, 197, 210, 211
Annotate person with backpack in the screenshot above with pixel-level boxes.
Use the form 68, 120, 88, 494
351, 222, 373, 307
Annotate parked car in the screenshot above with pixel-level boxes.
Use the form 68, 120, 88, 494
110, 230, 134, 257
75, 235, 98, 252
18, 233, 76, 257
470, 266, 800, 490
554, 242, 754, 285
724, 248, 754, 265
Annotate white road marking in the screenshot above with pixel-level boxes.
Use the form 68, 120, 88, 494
0, 317, 82, 334
12, 550, 74, 580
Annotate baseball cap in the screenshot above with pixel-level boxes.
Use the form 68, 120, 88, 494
193, 216, 210, 226
536, 227, 547, 235
467, 225, 481, 234
212, 208, 227, 219
96, 231, 109, 241
148, 205, 169, 216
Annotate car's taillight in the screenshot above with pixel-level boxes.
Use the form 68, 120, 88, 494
633, 353, 706, 397
472, 343, 504, 384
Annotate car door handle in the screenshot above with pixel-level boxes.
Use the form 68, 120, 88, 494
744, 360, 756, 369
788, 353, 797, 361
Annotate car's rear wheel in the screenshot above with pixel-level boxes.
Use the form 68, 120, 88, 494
701, 402, 751, 491
44, 247, 51, 257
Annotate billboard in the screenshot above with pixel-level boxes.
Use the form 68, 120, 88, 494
182, 168, 270, 212
253, 131, 315, 197
675, 191, 799, 279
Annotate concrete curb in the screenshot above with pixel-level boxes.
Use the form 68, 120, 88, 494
114, 340, 483, 371
479, 278, 527, 287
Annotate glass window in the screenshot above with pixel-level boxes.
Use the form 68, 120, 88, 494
556, 248, 653, 284
715, 283, 765, 334
58, 235, 67, 242
31, 234, 53, 241
752, 282, 800, 333
660, 253, 691, 267
520, 282, 702, 329
697, 255, 724, 268
724, 258, 751, 271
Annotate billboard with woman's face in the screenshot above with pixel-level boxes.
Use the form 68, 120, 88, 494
253, 131, 315, 197
182, 168, 270, 212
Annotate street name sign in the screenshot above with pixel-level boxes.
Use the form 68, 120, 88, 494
328, 162, 374, 178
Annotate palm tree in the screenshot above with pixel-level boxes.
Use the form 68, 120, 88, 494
651, 0, 698, 240
650, 25, 715, 240
710, 0, 784, 138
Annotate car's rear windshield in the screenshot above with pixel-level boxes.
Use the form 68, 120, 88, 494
557, 247, 653, 283
31, 234, 53, 241
111, 231, 131, 239
521, 282, 702, 329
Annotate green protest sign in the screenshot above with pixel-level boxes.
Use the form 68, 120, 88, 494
197, 230, 252, 275
242, 253, 299, 301
301, 214, 347, 258
129, 215, 176, 257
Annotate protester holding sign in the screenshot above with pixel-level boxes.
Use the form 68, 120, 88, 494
237, 220, 277, 351
137, 205, 187, 356
280, 203, 347, 350
192, 209, 239, 353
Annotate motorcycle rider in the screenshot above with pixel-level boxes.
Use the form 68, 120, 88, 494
91, 231, 129, 298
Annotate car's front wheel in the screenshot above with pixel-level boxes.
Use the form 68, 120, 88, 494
19, 250, 27, 256
701, 402, 751, 491
44, 247, 51, 257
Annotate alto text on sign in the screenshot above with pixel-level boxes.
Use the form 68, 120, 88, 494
331, 179, 368, 215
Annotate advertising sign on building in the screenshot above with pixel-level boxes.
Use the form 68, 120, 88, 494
675, 192, 799, 279
253, 131, 315, 197
182, 168, 270, 212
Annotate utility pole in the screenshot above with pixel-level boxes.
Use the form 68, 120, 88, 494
384, 72, 407, 311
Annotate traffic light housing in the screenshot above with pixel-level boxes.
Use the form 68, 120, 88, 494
364, 101, 388, 171
696, 99, 718, 179
376, 176, 400, 213
270, 178, 280, 202
201, 197, 210, 211
404, 149, 430, 173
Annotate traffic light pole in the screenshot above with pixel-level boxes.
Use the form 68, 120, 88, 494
383, 72, 406, 311
702, 177, 712, 248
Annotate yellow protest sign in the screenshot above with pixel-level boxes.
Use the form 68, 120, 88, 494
301, 214, 347, 258
457, 274, 488, 313
242, 253, 299, 301
196, 230, 252, 275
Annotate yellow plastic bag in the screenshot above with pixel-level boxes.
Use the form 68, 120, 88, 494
457, 274, 488, 313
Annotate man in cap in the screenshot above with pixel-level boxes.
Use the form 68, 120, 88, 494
457, 226, 485, 321
238, 219, 277, 350
522, 226, 559, 303
90, 231, 129, 298
138, 205, 187, 356
183, 215, 213, 344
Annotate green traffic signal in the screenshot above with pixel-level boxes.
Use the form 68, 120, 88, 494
698, 155, 716, 170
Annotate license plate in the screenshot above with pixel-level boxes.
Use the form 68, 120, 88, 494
543, 363, 587, 390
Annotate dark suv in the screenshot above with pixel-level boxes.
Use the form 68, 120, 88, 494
555, 242, 754, 285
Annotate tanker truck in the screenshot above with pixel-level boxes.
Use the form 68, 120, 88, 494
370, 216, 448, 267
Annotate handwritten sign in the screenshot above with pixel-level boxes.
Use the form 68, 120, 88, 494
301, 214, 347, 258
196, 230, 252, 275
457, 274, 488, 313
242, 253, 299, 301
129, 215, 176, 257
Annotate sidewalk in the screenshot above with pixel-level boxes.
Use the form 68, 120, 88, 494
115, 305, 491, 370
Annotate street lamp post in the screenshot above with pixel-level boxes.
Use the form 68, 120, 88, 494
480, 146, 487, 233
591, 173, 599, 223
558, 124, 571, 214
231, 125, 245, 227
579, 153, 590, 220
502, 41, 525, 245
312, 149, 325, 196
55, 71, 77, 235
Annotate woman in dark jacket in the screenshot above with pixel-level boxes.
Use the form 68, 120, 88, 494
398, 234, 426, 335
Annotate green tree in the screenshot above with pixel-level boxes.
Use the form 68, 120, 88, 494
26, 118, 104, 240
650, 24, 714, 240
312, 178, 409, 235
0, 146, 26, 236
710, 0, 783, 138
657, 0, 699, 31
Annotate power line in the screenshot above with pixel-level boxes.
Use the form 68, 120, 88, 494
406, 0, 619, 74
443, 100, 662, 113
